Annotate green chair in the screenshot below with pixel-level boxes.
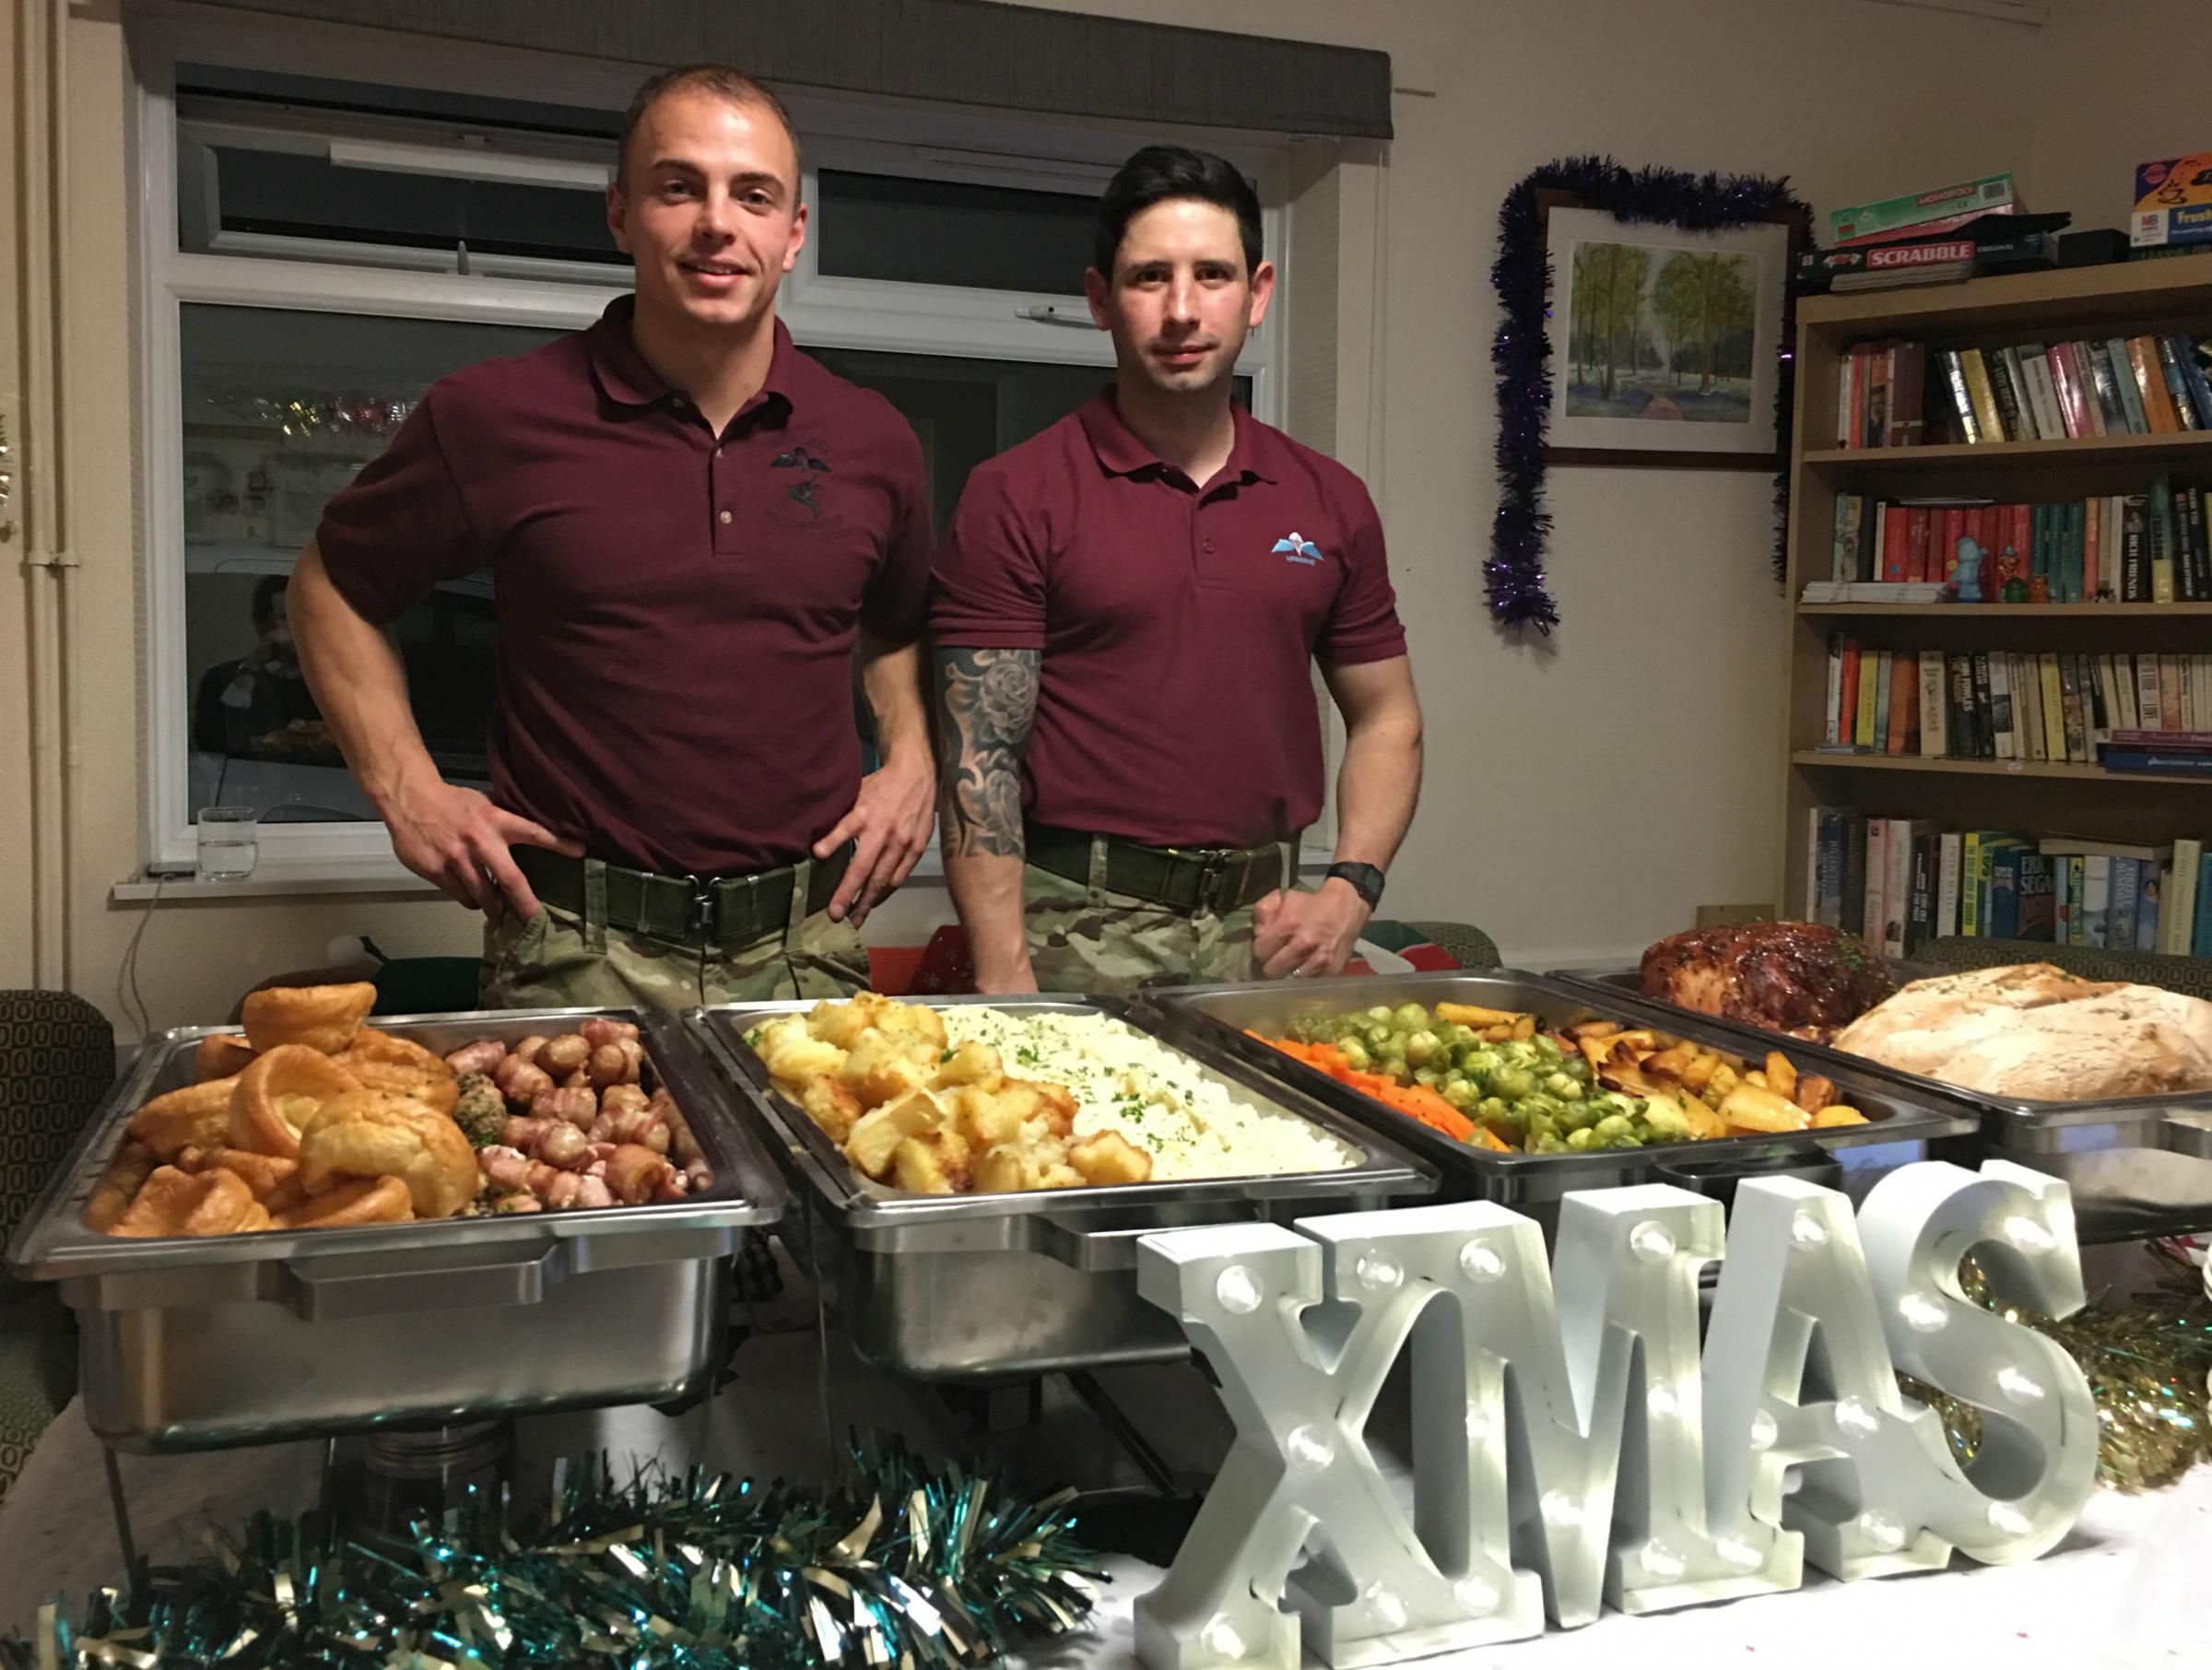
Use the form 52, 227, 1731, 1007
0, 991, 114, 1502
1919, 937, 2212, 999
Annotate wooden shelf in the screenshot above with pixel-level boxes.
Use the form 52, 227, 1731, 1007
1796, 602, 2212, 617
1791, 750, 2212, 787
1797, 253, 2212, 334
1805, 431, 2212, 470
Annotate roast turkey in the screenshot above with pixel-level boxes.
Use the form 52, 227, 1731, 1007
1638, 921, 1896, 1038
1830, 964, 2212, 1100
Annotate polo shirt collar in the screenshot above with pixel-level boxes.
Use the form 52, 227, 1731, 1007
1077, 390, 1278, 487
587, 295, 798, 418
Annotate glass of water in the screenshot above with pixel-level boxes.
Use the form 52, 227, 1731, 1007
196, 806, 259, 880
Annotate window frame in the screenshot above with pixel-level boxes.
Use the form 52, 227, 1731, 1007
131, 12, 1298, 880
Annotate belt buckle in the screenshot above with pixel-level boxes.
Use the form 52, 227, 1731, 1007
686, 875, 716, 943
1193, 850, 1230, 916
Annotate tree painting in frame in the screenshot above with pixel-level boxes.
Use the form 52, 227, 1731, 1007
1542, 196, 1790, 468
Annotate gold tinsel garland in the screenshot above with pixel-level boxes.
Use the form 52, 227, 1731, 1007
1901, 1242, 2212, 1493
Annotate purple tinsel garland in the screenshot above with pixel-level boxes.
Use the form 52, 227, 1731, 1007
1488, 158, 1809, 631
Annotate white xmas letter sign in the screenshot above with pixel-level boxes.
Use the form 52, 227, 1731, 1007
1133, 1160, 2094, 1668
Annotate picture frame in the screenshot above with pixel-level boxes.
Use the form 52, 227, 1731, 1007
1539, 192, 1798, 470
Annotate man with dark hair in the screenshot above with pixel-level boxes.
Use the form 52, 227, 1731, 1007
290, 65, 937, 1007
192, 575, 326, 759
932, 144, 1424, 994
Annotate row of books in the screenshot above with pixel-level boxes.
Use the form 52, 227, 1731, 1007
1806, 818, 2212, 958
1836, 333, 2212, 448
1820, 481, 2212, 601
1819, 641, 2212, 764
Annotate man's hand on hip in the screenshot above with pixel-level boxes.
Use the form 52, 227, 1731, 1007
818, 751, 935, 925
383, 775, 580, 918
1253, 878, 1371, 981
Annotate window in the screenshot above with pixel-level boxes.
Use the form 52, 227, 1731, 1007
134, 21, 1286, 878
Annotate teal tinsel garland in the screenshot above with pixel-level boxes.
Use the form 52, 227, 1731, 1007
2, 1441, 1103, 1670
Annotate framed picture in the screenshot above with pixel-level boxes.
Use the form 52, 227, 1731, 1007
1541, 194, 1795, 468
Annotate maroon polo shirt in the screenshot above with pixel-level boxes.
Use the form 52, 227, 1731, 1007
316, 298, 932, 877
931, 393, 1406, 848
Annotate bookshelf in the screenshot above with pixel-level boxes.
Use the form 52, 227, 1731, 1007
1779, 253, 2212, 923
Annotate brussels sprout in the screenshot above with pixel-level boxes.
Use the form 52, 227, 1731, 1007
1529, 1132, 1567, 1154
1490, 1066, 1536, 1101
1593, 1114, 1632, 1143
1463, 1048, 1503, 1079
1640, 1102, 1691, 1143
1558, 1099, 1597, 1133
1478, 1095, 1516, 1126
1377, 1055, 1408, 1083
1533, 1034, 1563, 1061
1544, 1071, 1583, 1101
1566, 1127, 1602, 1151
1368, 1006, 1394, 1021
1405, 1029, 1445, 1067
1393, 1003, 1430, 1032
1443, 1080, 1481, 1112
1443, 1024, 1478, 1050
1362, 1023, 1392, 1049
1560, 1055, 1594, 1083
1609, 1134, 1643, 1150
1336, 1037, 1372, 1072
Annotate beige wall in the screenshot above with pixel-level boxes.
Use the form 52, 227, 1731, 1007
11, 0, 2153, 1038
2029, 0, 2210, 238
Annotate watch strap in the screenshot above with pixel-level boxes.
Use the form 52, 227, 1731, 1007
1326, 861, 1386, 910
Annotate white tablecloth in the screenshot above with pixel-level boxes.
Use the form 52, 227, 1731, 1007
1, 1311, 2200, 1670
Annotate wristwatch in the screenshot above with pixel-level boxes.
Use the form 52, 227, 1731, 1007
1325, 861, 1386, 910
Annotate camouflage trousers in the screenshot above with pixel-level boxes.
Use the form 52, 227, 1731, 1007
1023, 839, 1300, 995
479, 858, 871, 1011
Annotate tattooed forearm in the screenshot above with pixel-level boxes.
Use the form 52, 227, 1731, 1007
933, 647, 1040, 859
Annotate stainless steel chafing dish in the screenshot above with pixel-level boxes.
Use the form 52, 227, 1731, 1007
7, 1008, 785, 1452
1549, 967, 2212, 1242
1144, 972, 1982, 1217
687, 994, 1435, 1381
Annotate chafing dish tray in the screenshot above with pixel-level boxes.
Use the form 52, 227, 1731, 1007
7, 1008, 784, 1452
1549, 968, 2212, 1242
687, 994, 1435, 1380
1143, 971, 1982, 1215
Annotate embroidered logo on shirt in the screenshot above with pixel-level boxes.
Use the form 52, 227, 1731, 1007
1272, 532, 1325, 566
772, 445, 833, 516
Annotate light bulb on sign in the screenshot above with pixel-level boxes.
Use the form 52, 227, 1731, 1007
1986, 1501, 2033, 1537
1647, 1384, 1678, 1418
1459, 1240, 1506, 1282
1199, 1616, 1245, 1661
1833, 1397, 1879, 1437
1363, 1584, 1408, 1630
1857, 1511, 1907, 1553
1286, 1424, 1336, 1471
1790, 1213, 1830, 1248
1639, 1541, 1687, 1580
1356, 1250, 1404, 1292
1897, 1291, 1947, 1333
1748, 1408, 1779, 1451
1717, 1536, 1766, 1572
1630, 1221, 1677, 1264
1453, 1576, 1500, 1616
1214, 1264, 1263, 1315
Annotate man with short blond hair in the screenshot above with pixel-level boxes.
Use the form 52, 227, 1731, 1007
292, 65, 936, 1007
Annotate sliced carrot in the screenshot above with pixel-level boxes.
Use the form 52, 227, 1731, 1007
1256, 1035, 1477, 1143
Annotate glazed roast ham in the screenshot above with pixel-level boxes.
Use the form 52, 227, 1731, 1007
1638, 922, 1895, 1037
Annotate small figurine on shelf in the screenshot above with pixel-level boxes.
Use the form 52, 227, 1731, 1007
1994, 527, 2023, 600
1953, 534, 1986, 601
2027, 574, 2051, 604
2004, 575, 2031, 603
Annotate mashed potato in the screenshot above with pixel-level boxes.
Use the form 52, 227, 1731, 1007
947, 1006, 1358, 1181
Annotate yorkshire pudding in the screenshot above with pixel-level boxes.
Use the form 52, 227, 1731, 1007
126, 1076, 241, 1159
229, 1045, 362, 1159
273, 1174, 414, 1229
110, 1165, 258, 1238
298, 1090, 477, 1220
193, 1035, 256, 1081
241, 981, 377, 1055
335, 1028, 460, 1115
